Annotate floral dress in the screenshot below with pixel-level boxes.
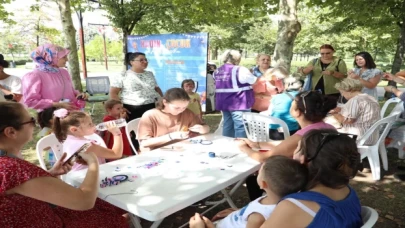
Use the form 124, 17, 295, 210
0, 156, 128, 228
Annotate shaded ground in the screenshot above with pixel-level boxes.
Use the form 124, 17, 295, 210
23, 103, 405, 228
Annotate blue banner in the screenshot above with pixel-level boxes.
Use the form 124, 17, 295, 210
127, 33, 208, 111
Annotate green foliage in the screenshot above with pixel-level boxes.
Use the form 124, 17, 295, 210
0, 0, 14, 23
81, 35, 123, 63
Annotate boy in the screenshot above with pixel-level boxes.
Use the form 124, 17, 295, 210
102, 99, 133, 157
189, 155, 308, 228
181, 79, 202, 120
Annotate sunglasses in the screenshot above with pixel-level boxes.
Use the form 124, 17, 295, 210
0, 117, 37, 133
320, 52, 331, 55
299, 90, 321, 114
306, 132, 358, 162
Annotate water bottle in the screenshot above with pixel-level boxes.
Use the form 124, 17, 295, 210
95, 118, 127, 131
48, 150, 56, 167
75, 95, 86, 111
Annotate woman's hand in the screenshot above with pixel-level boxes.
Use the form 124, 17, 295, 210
170, 131, 190, 140
76, 93, 89, 100
212, 208, 238, 222
236, 139, 253, 153
48, 153, 72, 176
383, 73, 395, 81
106, 121, 121, 136
189, 125, 206, 134
189, 213, 214, 228
53, 102, 77, 110
329, 107, 341, 114
384, 85, 396, 93
348, 71, 360, 80
235, 138, 255, 148
75, 150, 99, 165
322, 70, 333, 76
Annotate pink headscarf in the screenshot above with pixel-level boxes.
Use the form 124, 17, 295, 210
30, 43, 70, 72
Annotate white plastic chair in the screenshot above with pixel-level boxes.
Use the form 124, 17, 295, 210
125, 118, 140, 155
361, 206, 379, 228
214, 113, 223, 135
243, 112, 290, 142
357, 113, 400, 180
380, 97, 403, 118
36, 134, 63, 170
85, 133, 107, 147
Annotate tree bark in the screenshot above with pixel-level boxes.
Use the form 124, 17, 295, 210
273, 0, 301, 71
56, 0, 83, 92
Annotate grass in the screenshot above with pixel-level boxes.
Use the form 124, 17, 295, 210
22, 99, 405, 227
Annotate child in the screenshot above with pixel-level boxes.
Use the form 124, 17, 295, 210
52, 108, 123, 171
102, 99, 133, 157
189, 155, 308, 228
37, 107, 56, 138
181, 79, 202, 120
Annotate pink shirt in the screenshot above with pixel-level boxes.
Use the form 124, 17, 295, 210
295, 122, 335, 136
252, 77, 284, 111
63, 135, 106, 171
22, 69, 79, 111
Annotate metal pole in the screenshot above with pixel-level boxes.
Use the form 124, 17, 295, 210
102, 31, 108, 70
77, 10, 88, 78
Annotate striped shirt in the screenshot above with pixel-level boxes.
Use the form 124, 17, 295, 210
339, 94, 380, 145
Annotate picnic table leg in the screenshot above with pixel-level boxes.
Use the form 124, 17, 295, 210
205, 178, 246, 206
221, 189, 237, 209
129, 214, 164, 228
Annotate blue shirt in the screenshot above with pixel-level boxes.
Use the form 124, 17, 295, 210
281, 186, 362, 228
269, 91, 299, 131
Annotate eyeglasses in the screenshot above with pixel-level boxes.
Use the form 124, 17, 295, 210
320, 52, 331, 55
132, 58, 148, 62
306, 132, 357, 162
0, 117, 36, 133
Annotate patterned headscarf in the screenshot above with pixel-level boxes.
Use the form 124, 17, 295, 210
30, 43, 70, 73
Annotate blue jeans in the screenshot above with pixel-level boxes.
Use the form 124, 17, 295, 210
222, 110, 250, 138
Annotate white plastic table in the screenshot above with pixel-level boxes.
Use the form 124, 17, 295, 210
65, 134, 260, 227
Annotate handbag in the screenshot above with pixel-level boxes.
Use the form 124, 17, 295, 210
303, 58, 318, 91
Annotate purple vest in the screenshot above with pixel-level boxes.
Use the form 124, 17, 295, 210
214, 64, 254, 111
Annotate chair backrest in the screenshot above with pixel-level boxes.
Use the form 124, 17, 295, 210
380, 97, 403, 118
35, 134, 63, 170
85, 133, 107, 147
86, 76, 110, 96
361, 206, 378, 228
214, 113, 224, 135
357, 113, 400, 147
126, 118, 140, 155
243, 112, 290, 142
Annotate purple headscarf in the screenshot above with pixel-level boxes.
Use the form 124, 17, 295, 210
30, 43, 70, 72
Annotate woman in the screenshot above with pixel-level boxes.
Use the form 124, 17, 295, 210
251, 54, 272, 77
261, 129, 362, 227
137, 88, 210, 152
348, 51, 382, 100
252, 66, 286, 113
22, 43, 87, 111
267, 76, 303, 140
215, 50, 257, 138
239, 91, 336, 200
330, 78, 380, 145
110, 52, 163, 120
299, 44, 347, 100
0, 54, 22, 102
0, 102, 128, 227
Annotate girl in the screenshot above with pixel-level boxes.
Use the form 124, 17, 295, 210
0, 54, 22, 102
137, 88, 210, 152
52, 108, 123, 171
181, 79, 202, 119
0, 101, 128, 227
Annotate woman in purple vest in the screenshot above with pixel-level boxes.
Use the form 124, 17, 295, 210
214, 50, 258, 138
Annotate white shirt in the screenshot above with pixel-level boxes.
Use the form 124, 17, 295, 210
238, 66, 257, 85
0, 75, 22, 94
110, 70, 160, 106
216, 196, 275, 228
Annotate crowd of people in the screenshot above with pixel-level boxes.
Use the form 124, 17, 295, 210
0, 42, 403, 227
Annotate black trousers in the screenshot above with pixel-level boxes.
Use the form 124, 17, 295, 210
123, 103, 155, 153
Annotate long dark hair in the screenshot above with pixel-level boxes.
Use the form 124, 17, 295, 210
156, 88, 190, 110
37, 107, 56, 129
0, 54, 9, 68
299, 129, 360, 190
354, 51, 376, 69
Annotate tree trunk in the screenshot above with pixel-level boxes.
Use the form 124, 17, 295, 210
56, 0, 82, 92
386, 19, 405, 98
273, 0, 301, 71
121, 30, 129, 70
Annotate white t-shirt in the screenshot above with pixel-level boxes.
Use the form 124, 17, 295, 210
238, 66, 257, 85
0, 75, 22, 94
110, 70, 160, 106
216, 196, 276, 228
